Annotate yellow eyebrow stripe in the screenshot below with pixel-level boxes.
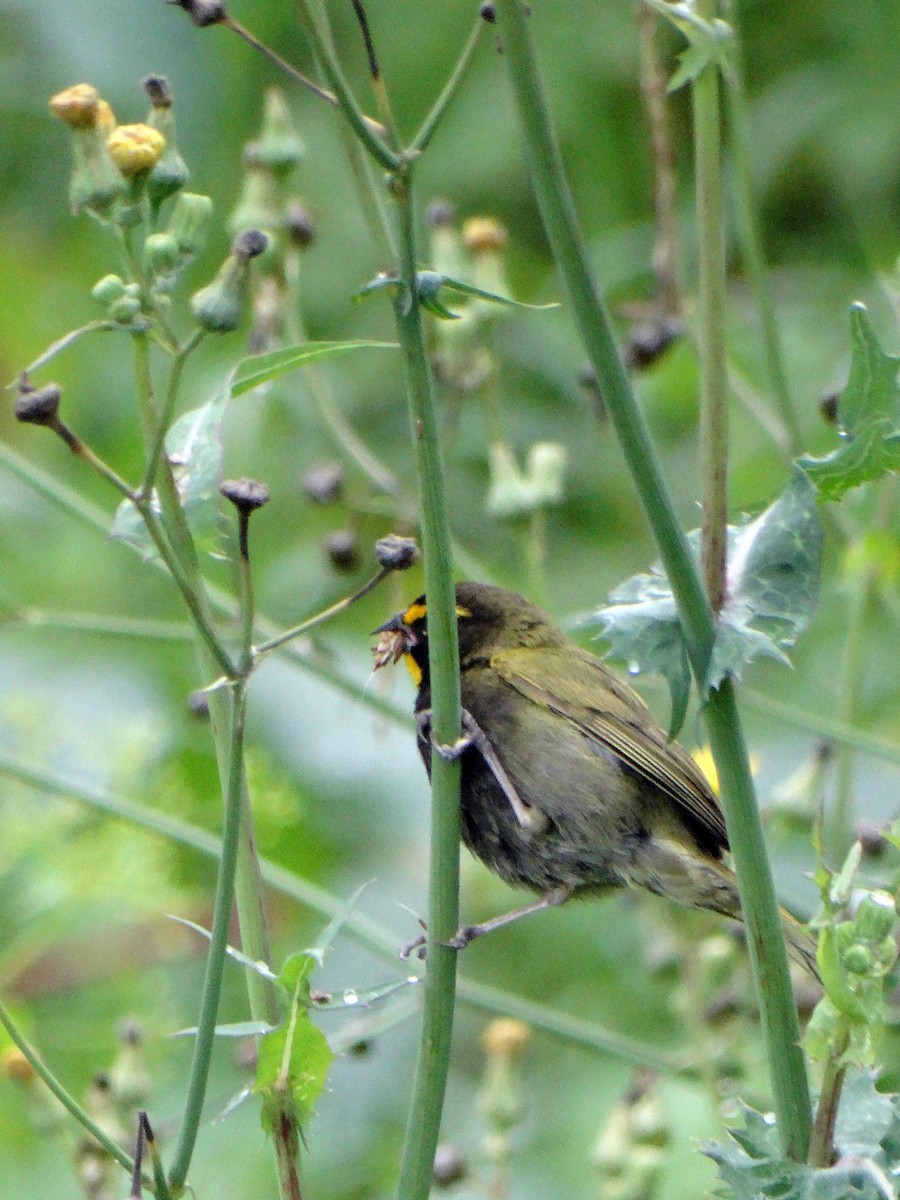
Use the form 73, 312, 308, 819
402, 602, 471, 625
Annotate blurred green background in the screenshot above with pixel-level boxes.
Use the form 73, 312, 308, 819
0, 1, 898, 1197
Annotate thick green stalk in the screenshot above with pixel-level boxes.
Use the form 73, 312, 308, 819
168, 682, 248, 1191
391, 167, 462, 1200
692, 0, 730, 613
491, 0, 811, 1159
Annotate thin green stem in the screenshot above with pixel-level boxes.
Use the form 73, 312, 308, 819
0, 750, 688, 1074
255, 567, 390, 658
410, 17, 485, 155
743, 690, 900, 767
0, 998, 138, 1182
807, 1028, 849, 1167
140, 328, 205, 500
391, 165, 462, 1200
3, 609, 191, 643
292, 0, 399, 171
491, 0, 811, 1159
168, 682, 248, 1192
723, 0, 800, 453
692, 0, 729, 614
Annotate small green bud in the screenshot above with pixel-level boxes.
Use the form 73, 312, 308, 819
854, 892, 896, 943
143, 232, 180, 279
108, 294, 142, 324
254, 87, 304, 176
166, 191, 214, 259
91, 273, 126, 305
68, 123, 127, 217
144, 81, 190, 207
228, 159, 282, 241
843, 944, 874, 975
190, 231, 267, 333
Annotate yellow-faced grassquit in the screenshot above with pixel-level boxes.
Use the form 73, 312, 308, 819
374, 581, 817, 975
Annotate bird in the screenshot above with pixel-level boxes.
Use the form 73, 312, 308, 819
373, 580, 818, 976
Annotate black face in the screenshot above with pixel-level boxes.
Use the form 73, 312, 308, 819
371, 582, 551, 688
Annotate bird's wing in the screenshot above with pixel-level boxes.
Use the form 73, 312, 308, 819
492, 645, 729, 854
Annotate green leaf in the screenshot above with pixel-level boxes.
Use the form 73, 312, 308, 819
435, 273, 560, 313
110, 494, 160, 560
646, 0, 736, 90
255, 995, 334, 1130
172, 1020, 277, 1038
799, 305, 900, 500
834, 1072, 894, 1160
590, 471, 822, 725
168, 915, 278, 981
230, 341, 398, 397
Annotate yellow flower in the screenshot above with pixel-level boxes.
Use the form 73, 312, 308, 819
49, 83, 102, 129
95, 100, 117, 134
463, 216, 508, 255
106, 124, 166, 177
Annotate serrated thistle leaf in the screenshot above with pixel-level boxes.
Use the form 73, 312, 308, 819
255, 1010, 333, 1129
834, 1071, 895, 1160
589, 472, 822, 725
799, 305, 900, 500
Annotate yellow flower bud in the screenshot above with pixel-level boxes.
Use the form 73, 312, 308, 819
463, 216, 508, 255
1, 1045, 36, 1085
49, 84, 101, 128
481, 1018, 531, 1060
106, 124, 166, 177
95, 100, 117, 134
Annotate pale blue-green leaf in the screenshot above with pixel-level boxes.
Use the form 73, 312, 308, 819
110, 494, 159, 560
799, 305, 900, 500
306, 880, 372, 964
230, 341, 398, 397
172, 1020, 277, 1038
216, 1086, 252, 1123
168, 914, 278, 980
165, 388, 228, 552
436, 273, 560, 312
834, 1071, 894, 1160
310, 974, 420, 1012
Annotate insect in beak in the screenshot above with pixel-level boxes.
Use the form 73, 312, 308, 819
371, 613, 418, 670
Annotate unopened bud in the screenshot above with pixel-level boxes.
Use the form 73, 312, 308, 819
91, 274, 126, 305
191, 232, 267, 333
854, 892, 896, 943
623, 317, 682, 371
1, 1046, 36, 1085
481, 1018, 530, 1060
109, 293, 143, 325
432, 1143, 467, 1188
15, 381, 61, 426
144, 81, 190, 207
167, 191, 213, 259
300, 463, 344, 504
143, 232, 180, 279
463, 216, 508, 256
220, 477, 270, 512
375, 535, 419, 572
426, 199, 456, 228
142, 75, 174, 108
286, 201, 316, 249
169, 0, 227, 27
229, 161, 282, 240
323, 529, 360, 572
479, 3, 496, 21
254, 88, 304, 176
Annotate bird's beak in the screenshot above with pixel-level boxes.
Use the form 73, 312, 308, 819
371, 612, 418, 670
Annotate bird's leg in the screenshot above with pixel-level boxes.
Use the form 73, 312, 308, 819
399, 887, 574, 960
447, 887, 574, 949
417, 707, 548, 832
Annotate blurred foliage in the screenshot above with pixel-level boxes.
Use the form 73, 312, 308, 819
0, 1, 898, 1197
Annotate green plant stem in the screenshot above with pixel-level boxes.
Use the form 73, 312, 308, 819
141, 328, 205, 499
0, 750, 688, 1073
255, 566, 390, 657
293, 0, 399, 170
168, 682, 248, 1192
807, 1028, 849, 1167
692, 0, 729, 614
390, 165, 462, 1200
410, 17, 485, 154
491, 0, 811, 1160
828, 576, 872, 863
723, 0, 800, 454
0, 997, 139, 1183
743, 689, 900, 767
